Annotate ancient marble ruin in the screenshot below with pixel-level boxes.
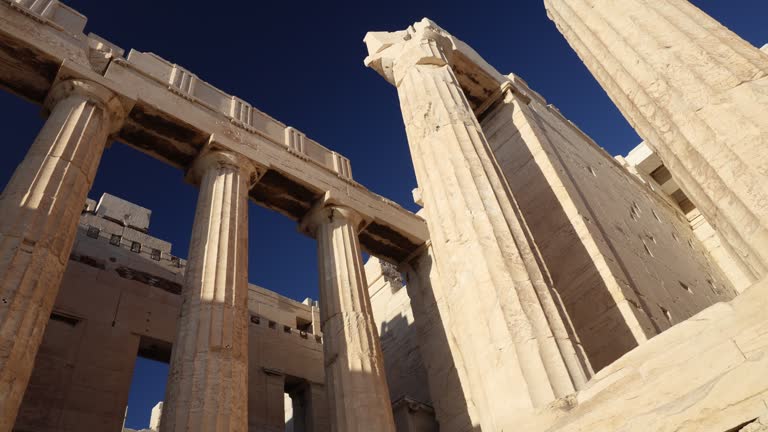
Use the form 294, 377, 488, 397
0, 0, 766, 431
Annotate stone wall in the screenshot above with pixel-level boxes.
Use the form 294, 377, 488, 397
365, 258, 438, 432
14, 228, 180, 432
13, 195, 325, 432
622, 142, 757, 293
249, 286, 317, 335
481, 87, 736, 371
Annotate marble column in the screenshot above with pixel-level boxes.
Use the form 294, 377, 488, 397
365, 20, 586, 430
300, 201, 395, 432
545, 0, 768, 281
162, 151, 256, 432
0, 79, 124, 431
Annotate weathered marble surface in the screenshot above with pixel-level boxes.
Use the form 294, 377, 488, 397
301, 200, 395, 432
483, 83, 736, 371
523, 277, 768, 432
623, 142, 755, 293
545, 0, 768, 282
0, 79, 126, 432
162, 151, 255, 432
365, 19, 588, 431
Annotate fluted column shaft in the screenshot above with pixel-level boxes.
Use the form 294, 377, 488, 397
545, 0, 768, 280
302, 204, 395, 432
0, 79, 123, 432
365, 22, 586, 430
162, 151, 254, 432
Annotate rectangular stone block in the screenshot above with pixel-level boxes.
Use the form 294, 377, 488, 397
95, 193, 152, 232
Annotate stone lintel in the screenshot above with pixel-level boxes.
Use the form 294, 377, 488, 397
262, 367, 285, 377
0, 0, 428, 263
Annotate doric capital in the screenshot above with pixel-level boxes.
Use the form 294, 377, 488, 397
364, 18, 455, 86
44, 79, 129, 133
299, 193, 365, 237
186, 149, 262, 187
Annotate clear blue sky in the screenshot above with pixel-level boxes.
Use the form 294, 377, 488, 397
0, 0, 764, 428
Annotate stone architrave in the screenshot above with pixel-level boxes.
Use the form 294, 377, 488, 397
300, 199, 396, 432
161, 150, 257, 432
544, 0, 768, 280
364, 20, 587, 430
0, 79, 125, 432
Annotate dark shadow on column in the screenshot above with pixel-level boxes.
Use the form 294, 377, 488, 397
379, 311, 440, 432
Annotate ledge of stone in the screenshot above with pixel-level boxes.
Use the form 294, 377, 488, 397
515, 278, 768, 432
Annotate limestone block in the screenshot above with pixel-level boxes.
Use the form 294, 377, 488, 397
249, 285, 316, 332
95, 193, 152, 232
249, 320, 324, 384
11, 0, 87, 35
84, 198, 97, 212
71, 226, 183, 287
79, 212, 125, 236
150, 402, 163, 431
122, 49, 353, 180
55, 261, 123, 324
114, 290, 180, 342
119, 227, 172, 254
87, 33, 124, 74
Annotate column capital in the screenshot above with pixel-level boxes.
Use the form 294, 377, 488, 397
364, 18, 454, 86
299, 194, 365, 237
43, 79, 128, 133
473, 81, 520, 119
186, 149, 262, 187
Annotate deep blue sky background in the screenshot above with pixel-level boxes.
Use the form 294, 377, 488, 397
0, 0, 765, 428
